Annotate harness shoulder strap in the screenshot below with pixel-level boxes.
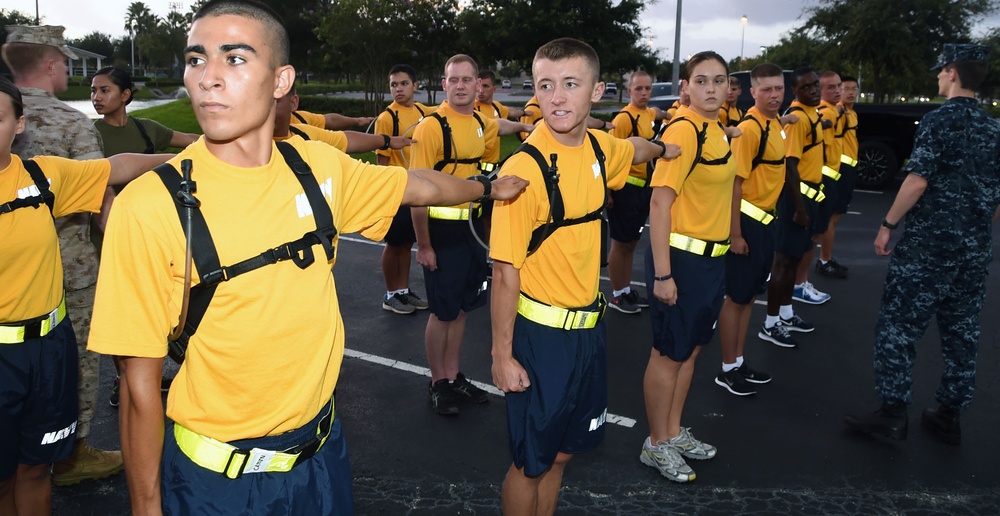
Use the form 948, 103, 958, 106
130, 117, 155, 154
289, 126, 310, 140
786, 106, 821, 152
740, 114, 785, 171
428, 113, 452, 171
384, 108, 400, 136
2, 159, 56, 216
292, 111, 308, 124
666, 117, 705, 180
492, 101, 503, 118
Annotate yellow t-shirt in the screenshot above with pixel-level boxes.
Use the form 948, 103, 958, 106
1, 155, 110, 322
719, 102, 744, 127
611, 104, 657, 180
783, 101, 825, 184
88, 138, 408, 441
838, 103, 859, 161
734, 106, 786, 211
276, 124, 349, 153
475, 100, 509, 120
490, 123, 632, 308
410, 101, 500, 208
519, 97, 542, 141
375, 101, 433, 166
818, 100, 844, 172
666, 100, 681, 120
652, 106, 736, 242
292, 110, 326, 129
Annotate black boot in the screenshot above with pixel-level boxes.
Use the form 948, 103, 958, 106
843, 402, 908, 440
921, 405, 961, 445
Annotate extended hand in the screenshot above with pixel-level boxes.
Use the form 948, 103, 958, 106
725, 126, 742, 139
661, 143, 681, 160
490, 175, 530, 201
821, 119, 833, 129
874, 226, 893, 256
390, 136, 413, 149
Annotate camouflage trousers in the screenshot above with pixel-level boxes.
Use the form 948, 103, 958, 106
873, 248, 988, 409
66, 285, 99, 439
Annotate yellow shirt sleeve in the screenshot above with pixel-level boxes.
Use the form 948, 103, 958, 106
409, 117, 443, 170
35, 156, 111, 217
732, 119, 762, 180
294, 110, 327, 129
784, 115, 809, 160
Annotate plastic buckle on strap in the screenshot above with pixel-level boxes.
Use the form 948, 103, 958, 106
223, 449, 251, 480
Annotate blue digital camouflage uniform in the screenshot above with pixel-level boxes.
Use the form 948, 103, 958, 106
873, 96, 1000, 409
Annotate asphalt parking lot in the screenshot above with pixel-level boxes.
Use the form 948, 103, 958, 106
55, 183, 1000, 515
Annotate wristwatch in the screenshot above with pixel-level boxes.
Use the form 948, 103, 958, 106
468, 174, 492, 204
379, 134, 391, 150
881, 217, 899, 230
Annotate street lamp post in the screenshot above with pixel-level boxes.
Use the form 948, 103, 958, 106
671, 0, 682, 95
740, 15, 748, 70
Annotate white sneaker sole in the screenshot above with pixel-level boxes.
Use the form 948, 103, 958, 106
757, 331, 798, 348
639, 450, 695, 483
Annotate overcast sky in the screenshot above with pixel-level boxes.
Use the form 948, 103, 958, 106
6, 0, 1000, 66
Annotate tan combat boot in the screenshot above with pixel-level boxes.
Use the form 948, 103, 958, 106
51, 439, 124, 486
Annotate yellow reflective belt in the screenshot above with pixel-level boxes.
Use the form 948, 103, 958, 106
739, 199, 775, 225
821, 165, 842, 181
625, 175, 647, 188
669, 233, 730, 258
173, 401, 334, 480
478, 162, 499, 174
840, 154, 858, 167
517, 293, 604, 330
427, 205, 482, 220
0, 297, 67, 344
799, 182, 827, 203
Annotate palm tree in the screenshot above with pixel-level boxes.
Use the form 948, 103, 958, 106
124, 2, 156, 72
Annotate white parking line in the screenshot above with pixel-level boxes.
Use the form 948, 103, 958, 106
343, 348, 637, 428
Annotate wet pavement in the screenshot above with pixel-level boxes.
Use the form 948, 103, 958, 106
53, 184, 1000, 515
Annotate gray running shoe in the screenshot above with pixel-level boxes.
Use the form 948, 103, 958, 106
625, 290, 649, 308
609, 293, 641, 314
401, 291, 429, 310
668, 427, 717, 460
758, 322, 798, 348
639, 437, 696, 483
382, 293, 416, 314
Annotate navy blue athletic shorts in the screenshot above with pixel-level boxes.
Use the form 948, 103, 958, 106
423, 219, 488, 321
608, 182, 651, 243
815, 175, 838, 234
645, 246, 725, 362
774, 187, 820, 259
161, 407, 354, 515
834, 163, 857, 214
506, 304, 608, 478
0, 319, 79, 479
384, 205, 416, 247
725, 212, 775, 304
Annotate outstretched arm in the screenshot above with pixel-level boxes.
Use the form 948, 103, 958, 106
324, 113, 375, 130
344, 131, 412, 154
107, 153, 173, 186
401, 169, 528, 207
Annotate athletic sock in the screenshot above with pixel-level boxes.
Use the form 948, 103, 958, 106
779, 304, 794, 319
613, 287, 631, 298
735, 356, 744, 368
764, 314, 781, 328
722, 362, 738, 373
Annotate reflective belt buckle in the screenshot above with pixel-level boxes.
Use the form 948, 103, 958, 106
840, 154, 858, 167
710, 243, 730, 257
669, 233, 707, 255
821, 165, 842, 181
625, 175, 647, 188
518, 294, 601, 330
223, 449, 250, 480
0, 297, 67, 344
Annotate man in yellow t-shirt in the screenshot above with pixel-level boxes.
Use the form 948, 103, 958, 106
815, 70, 851, 279
86, 3, 527, 513
718, 75, 744, 127
836, 74, 860, 231
761, 67, 826, 354
717, 63, 787, 396
606, 69, 668, 314
411, 54, 501, 416
491, 38, 676, 514
475, 70, 531, 121
375, 64, 436, 314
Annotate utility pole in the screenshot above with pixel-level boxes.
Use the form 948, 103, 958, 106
671, 0, 682, 95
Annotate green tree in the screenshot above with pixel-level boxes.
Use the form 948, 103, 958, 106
804, 0, 999, 102
125, 2, 159, 72
69, 32, 116, 61
457, 0, 651, 79
977, 28, 1000, 100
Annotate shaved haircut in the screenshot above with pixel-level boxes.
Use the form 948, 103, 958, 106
534, 38, 600, 83
193, 0, 289, 67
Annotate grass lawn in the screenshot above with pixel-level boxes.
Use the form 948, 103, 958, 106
129, 99, 525, 164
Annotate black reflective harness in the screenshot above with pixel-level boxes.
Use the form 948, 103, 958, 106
427, 112, 487, 172
512, 132, 609, 264
384, 104, 426, 137
617, 110, 658, 182
131, 117, 156, 154
739, 114, 786, 171
1, 159, 54, 216
154, 142, 337, 364
784, 106, 823, 153
666, 116, 732, 179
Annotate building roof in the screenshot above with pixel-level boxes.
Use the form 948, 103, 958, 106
67, 45, 105, 60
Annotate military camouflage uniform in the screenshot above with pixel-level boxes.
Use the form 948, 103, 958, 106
874, 96, 1000, 409
14, 86, 104, 439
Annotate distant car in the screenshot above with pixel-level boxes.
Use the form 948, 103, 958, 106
523, 80, 533, 90
501, 79, 511, 89
605, 82, 618, 95
648, 82, 679, 111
